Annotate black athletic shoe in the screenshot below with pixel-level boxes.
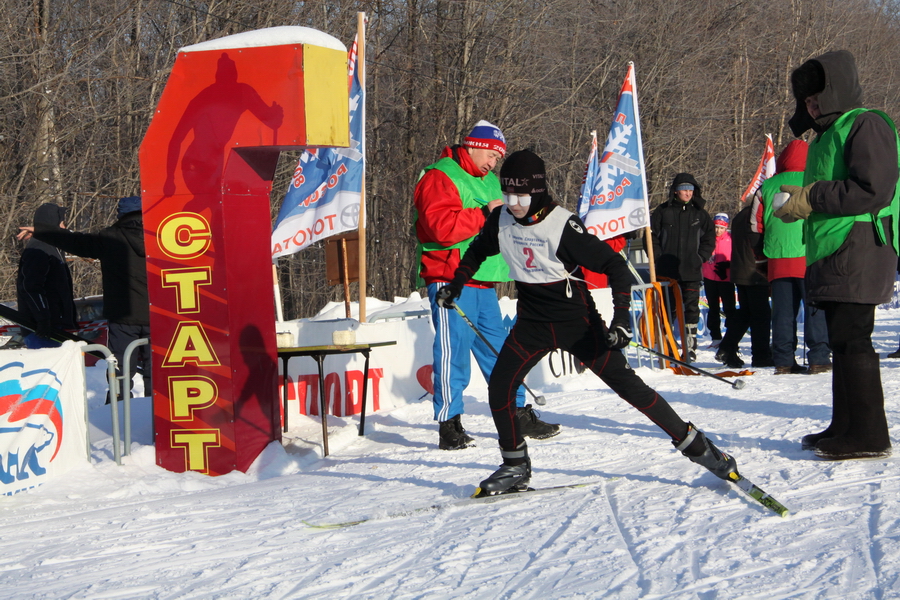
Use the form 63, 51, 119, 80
438, 415, 475, 450
675, 423, 739, 481
517, 404, 561, 439
715, 348, 744, 369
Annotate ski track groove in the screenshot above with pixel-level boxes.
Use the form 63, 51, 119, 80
867, 481, 885, 600
345, 536, 429, 598
599, 478, 645, 597
494, 488, 606, 600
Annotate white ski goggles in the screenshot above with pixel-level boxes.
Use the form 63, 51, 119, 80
503, 193, 532, 207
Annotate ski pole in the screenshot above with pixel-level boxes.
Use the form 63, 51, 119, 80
628, 341, 746, 390
451, 303, 548, 406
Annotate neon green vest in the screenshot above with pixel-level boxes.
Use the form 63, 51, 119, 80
804, 108, 900, 265
761, 171, 806, 259
415, 157, 511, 285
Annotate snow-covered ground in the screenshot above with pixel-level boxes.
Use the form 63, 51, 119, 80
3, 307, 900, 599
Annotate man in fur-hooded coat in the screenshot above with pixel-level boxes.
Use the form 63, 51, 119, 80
776, 50, 898, 459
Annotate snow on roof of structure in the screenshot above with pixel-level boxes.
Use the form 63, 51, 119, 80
180, 26, 345, 54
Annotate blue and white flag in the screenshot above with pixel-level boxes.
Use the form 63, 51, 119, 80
271, 36, 364, 258
577, 63, 649, 240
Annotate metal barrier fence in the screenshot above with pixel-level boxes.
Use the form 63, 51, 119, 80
625, 280, 676, 370
79, 338, 149, 466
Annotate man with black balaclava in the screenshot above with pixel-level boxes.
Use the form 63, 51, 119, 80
20, 196, 151, 401
649, 174, 716, 362
16, 203, 77, 348
775, 50, 898, 460
435, 149, 740, 496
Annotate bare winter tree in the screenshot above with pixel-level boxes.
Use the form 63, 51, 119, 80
1, 0, 899, 319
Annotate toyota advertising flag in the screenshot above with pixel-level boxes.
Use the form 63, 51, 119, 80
272, 36, 364, 258
578, 63, 650, 240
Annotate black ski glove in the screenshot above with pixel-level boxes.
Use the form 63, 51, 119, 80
606, 308, 632, 350
436, 282, 463, 309
35, 317, 54, 340
714, 261, 730, 279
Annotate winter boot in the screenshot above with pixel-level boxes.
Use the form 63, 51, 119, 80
801, 354, 849, 450
715, 347, 744, 369
685, 324, 698, 362
675, 423, 738, 481
476, 443, 531, 496
815, 354, 892, 460
516, 404, 561, 439
775, 362, 808, 375
438, 414, 475, 450
888, 338, 900, 359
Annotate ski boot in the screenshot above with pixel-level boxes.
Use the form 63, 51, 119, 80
438, 415, 475, 450
675, 423, 738, 481
517, 404, 560, 439
474, 443, 532, 497
685, 324, 698, 362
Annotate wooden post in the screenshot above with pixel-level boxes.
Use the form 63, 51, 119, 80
341, 238, 351, 318
273, 262, 285, 322
645, 224, 656, 283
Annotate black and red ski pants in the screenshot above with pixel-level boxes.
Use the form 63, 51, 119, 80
489, 313, 690, 451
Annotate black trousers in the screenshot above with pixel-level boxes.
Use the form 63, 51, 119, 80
679, 280, 702, 325
664, 279, 702, 326
108, 322, 152, 392
703, 278, 736, 340
488, 314, 689, 451
720, 284, 771, 360
820, 302, 875, 355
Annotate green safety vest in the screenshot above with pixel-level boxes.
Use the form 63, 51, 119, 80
761, 171, 806, 259
804, 108, 900, 265
414, 156, 511, 285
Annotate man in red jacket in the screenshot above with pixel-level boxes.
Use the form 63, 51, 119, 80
750, 140, 830, 375
415, 122, 559, 449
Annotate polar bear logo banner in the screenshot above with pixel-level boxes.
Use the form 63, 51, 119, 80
0, 341, 87, 495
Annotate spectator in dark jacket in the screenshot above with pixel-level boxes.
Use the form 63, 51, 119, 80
714, 205, 773, 369
16, 203, 77, 349
650, 173, 715, 361
21, 196, 151, 399
775, 50, 897, 459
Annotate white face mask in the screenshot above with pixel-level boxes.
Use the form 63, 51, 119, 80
503, 193, 532, 207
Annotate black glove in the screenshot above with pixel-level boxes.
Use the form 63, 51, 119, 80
34, 318, 54, 340
605, 308, 632, 350
714, 261, 730, 279
435, 283, 462, 309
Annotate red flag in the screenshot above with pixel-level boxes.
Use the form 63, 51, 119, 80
740, 135, 776, 203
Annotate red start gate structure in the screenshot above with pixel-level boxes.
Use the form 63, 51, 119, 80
138, 27, 350, 475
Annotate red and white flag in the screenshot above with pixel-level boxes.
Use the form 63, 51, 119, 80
740, 134, 776, 203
